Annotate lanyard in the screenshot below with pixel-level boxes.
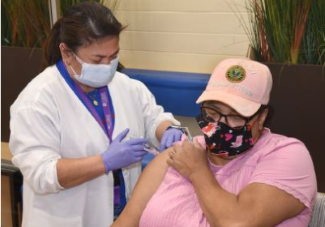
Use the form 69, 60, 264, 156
56, 60, 114, 142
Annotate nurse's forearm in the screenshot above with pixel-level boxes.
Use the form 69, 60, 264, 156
155, 120, 174, 141
57, 155, 106, 188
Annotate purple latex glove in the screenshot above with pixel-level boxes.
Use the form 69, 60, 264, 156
159, 127, 183, 151
101, 128, 148, 174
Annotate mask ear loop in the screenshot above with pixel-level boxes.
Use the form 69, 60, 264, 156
69, 52, 84, 77
249, 116, 260, 128
73, 52, 84, 65
237, 113, 259, 148
69, 64, 79, 76
245, 105, 265, 129
60, 44, 79, 71
247, 112, 265, 145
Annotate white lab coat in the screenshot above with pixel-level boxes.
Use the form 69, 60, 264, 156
9, 65, 180, 227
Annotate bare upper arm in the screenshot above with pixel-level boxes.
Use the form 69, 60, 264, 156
236, 182, 305, 227
111, 148, 171, 227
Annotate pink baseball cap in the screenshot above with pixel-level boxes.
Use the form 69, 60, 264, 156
196, 58, 273, 117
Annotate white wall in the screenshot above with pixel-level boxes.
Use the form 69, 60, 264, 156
112, 0, 250, 74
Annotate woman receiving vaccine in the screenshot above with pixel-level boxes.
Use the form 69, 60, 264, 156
112, 58, 317, 227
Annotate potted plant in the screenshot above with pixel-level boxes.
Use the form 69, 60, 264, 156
1, 0, 121, 142
244, 0, 325, 191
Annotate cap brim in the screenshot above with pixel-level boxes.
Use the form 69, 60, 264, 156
196, 90, 261, 117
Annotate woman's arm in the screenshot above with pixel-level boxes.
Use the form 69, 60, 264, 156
189, 167, 304, 227
168, 141, 305, 227
111, 148, 171, 227
57, 156, 105, 188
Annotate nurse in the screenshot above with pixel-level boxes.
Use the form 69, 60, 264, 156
9, 2, 182, 227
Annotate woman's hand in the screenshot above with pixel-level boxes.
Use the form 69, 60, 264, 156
166, 139, 209, 180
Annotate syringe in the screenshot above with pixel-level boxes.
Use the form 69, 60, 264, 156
143, 143, 159, 156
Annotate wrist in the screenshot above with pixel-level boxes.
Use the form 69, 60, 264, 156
166, 125, 182, 131
156, 121, 177, 141
167, 125, 193, 142
188, 166, 211, 183
100, 153, 110, 174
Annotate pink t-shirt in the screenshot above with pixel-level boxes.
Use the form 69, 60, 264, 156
140, 129, 317, 227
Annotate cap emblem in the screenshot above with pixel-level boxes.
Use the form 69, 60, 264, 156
226, 65, 246, 83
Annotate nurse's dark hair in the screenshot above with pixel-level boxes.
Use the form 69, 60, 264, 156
43, 1, 124, 67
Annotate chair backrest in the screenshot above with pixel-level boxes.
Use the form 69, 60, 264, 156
309, 193, 325, 227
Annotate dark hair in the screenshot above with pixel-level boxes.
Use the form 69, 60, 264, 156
43, 1, 124, 67
259, 105, 274, 128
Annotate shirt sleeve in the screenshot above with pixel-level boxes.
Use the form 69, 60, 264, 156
248, 138, 317, 211
9, 102, 64, 194
133, 80, 180, 148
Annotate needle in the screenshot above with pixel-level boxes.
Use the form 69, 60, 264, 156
180, 127, 193, 143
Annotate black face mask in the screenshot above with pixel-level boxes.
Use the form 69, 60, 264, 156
195, 114, 255, 157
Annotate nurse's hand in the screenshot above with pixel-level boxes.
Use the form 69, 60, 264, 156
101, 128, 148, 174
159, 127, 183, 151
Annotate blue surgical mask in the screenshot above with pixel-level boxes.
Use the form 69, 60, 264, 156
70, 54, 119, 88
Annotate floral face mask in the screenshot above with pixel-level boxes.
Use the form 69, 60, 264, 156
195, 114, 255, 157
